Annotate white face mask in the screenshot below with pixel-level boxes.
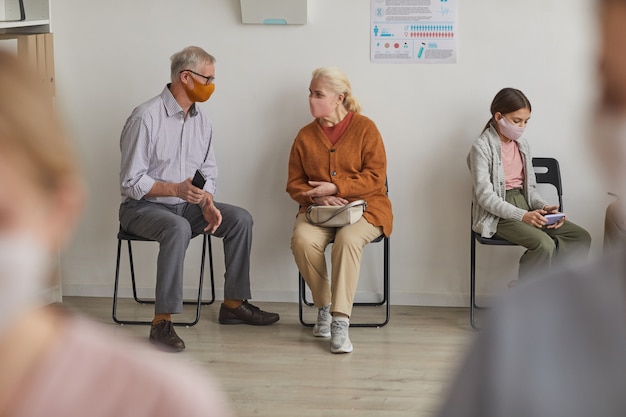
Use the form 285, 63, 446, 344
0, 233, 50, 336
497, 116, 525, 141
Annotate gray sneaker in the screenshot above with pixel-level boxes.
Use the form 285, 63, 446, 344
330, 319, 353, 353
313, 305, 331, 337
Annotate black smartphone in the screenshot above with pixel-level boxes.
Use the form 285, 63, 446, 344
192, 169, 207, 189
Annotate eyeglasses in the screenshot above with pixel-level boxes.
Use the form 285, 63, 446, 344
180, 69, 215, 85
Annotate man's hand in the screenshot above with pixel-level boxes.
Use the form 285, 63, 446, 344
201, 198, 222, 234
302, 181, 338, 198
175, 178, 205, 204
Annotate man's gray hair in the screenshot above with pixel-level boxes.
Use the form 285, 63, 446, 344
170, 46, 216, 82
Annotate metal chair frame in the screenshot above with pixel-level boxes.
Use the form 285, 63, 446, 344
112, 229, 216, 326
470, 157, 563, 329
298, 234, 390, 328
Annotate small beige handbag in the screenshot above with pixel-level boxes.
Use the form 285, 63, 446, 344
305, 200, 367, 227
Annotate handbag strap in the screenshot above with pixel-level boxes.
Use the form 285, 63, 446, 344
305, 200, 367, 225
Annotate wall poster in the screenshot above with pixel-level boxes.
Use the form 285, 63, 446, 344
371, 0, 458, 64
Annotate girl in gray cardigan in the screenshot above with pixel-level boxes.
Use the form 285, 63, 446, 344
468, 88, 590, 281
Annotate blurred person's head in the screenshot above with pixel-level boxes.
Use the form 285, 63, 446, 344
593, 0, 626, 198
599, 0, 626, 111
309, 67, 361, 119
483, 88, 532, 141
0, 50, 83, 329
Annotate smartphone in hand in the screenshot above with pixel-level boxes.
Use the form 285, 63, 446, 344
544, 213, 565, 225
192, 169, 207, 189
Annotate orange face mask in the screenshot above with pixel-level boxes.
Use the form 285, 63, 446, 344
184, 82, 215, 103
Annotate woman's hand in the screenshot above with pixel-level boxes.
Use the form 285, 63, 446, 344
302, 181, 338, 198
312, 196, 349, 206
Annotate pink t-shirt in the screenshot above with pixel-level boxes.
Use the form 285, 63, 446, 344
8, 314, 233, 417
501, 139, 524, 190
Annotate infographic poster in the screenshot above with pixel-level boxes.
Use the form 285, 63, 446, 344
371, 0, 458, 64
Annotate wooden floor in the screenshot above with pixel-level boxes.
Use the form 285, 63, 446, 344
62, 297, 476, 417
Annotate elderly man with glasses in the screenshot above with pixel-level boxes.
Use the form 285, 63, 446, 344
119, 46, 279, 352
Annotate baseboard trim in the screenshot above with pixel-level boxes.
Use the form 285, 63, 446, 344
62, 285, 470, 308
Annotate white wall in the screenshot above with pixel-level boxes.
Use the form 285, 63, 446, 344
53, 0, 606, 307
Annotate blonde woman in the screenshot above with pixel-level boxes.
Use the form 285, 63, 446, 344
286, 67, 393, 353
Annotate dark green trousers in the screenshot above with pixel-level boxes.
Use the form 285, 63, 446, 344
494, 189, 591, 280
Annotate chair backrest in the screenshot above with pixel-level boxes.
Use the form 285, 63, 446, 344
532, 157, 563, 210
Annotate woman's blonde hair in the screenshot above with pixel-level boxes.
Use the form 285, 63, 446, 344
311, 67, 362, 113
0, 50, 79, 193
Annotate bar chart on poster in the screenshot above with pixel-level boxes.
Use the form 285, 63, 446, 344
371, 0, 458, 64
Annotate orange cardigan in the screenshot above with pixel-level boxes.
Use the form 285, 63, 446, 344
286, 113, 393, 237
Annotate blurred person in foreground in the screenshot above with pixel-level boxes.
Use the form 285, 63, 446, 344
603, 195, 625, 250
435, 1, 626, 416
0, 50, 233, 417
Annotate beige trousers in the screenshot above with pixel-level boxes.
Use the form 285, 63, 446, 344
291, 213, 383, 317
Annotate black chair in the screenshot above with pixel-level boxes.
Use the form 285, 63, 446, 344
298, 234, 390, 328
470, 157, 563, 329
112, 228, 216, 326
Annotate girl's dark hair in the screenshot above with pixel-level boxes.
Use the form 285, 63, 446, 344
483, 88, 532, 131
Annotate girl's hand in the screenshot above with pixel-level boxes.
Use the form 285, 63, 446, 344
522, 209, 549, 228
546, 213, 567, 230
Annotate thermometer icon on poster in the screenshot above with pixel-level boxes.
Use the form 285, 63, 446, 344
417, 42, 426, 58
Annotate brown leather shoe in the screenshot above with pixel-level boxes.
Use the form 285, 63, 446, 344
149, 320, 185, 352
219, 301, 280, 325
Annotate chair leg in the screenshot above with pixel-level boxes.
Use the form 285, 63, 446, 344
351, 236, 390, 328
470, 231, 483, 330
185, 235, 217, 325
111, 239, 152, 325
204, 235, 216, 305
112, 238, 125, 324
470, 233, 479, 330
112, 235, 215, 326
298, 273, 313, 327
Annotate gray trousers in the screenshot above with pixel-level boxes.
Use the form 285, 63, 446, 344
119, 199, 253, 313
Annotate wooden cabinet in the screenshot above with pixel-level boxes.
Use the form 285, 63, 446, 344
1, 0, 54, 98
0, 0, 50, 33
